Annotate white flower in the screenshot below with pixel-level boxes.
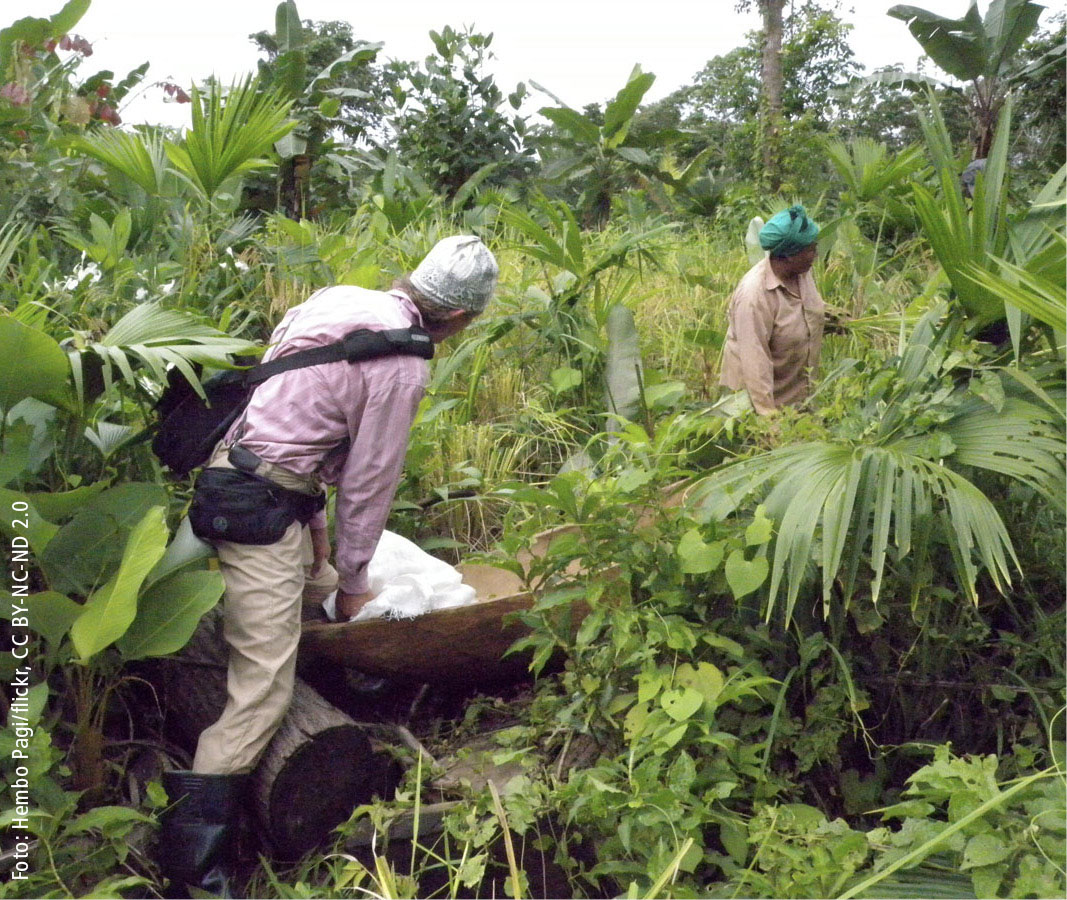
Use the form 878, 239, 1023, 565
135, 287, 148, 300
78, 262, 102, 284
160, 280, 176, 294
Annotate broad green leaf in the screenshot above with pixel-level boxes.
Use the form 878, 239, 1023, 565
0, 422, 33, 486
603, 67, 655, 146
274, 49, 307, 100
677, 530, 724, 575
616, 468, 653, 493
309, 41, 382, 91
724, 550, 768, 600
41, 483, 169, 596
701, 632, 746, 659
550, 366, 582, 394
0, 317, 70, 412
0, 486, 59, 554
50, 0, 92, 33
653, 722, 689, 752
1, 591, 80, 647
960, 832, 1011, 870
275, 1, 304, 52
888, 4, 989, 81
615, 146, 653, 167
985, 0, 1044, 75
66, 805, 152, 835
637, 670, 663, 704
117, 570, 224, 659
623, 701, 651, 742
719, 822, 748, 865
667, 751, 697, 794
745, 507, 774, 546
660, 687, 703, 722
274, 131, 307, 159
143, 517, 216, 591
71, 506, 169, 662
970, 864, 1008, 899
675, 662, 724, 706
538, 106, 600, 145
27, 482, 109, 521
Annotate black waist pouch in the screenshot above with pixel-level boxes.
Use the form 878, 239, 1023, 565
189, 467, 325, 545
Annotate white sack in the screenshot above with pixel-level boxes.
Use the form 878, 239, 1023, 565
322, 530, 476, 623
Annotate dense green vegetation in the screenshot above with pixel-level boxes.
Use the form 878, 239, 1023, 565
0, 0, 1064, 897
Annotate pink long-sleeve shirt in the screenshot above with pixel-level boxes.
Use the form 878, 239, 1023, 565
226, 286, 429, 594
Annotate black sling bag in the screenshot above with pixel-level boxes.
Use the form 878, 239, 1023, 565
152, 325, 435, 477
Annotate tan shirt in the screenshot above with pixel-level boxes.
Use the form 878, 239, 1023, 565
719, 257, 824, 415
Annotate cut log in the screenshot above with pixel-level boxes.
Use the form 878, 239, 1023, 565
145, 609, 397, 859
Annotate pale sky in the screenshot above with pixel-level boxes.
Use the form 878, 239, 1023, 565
29, 0, 1067, 127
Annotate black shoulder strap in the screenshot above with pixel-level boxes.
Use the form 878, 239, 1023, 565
241, 326, 435, 387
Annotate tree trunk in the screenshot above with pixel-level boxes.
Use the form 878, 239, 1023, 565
145, 609, 399, 859
760, 0, 786, 191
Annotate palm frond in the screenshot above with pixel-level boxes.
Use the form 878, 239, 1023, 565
689, 438, 1021, 620
164, 77, 295, 202
0, 217, 28, 282
70, 128, 169, 195
960, 239, 1066, 333
70, 303, 258, 403
939, 395, 1066, 511
687, 309, 1064, 624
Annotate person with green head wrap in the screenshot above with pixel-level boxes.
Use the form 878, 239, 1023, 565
720, 204, 825, 415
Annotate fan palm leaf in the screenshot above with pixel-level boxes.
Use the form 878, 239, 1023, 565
69, 302, 258, 403
164, 77, 295, 202
689, 437, 1023, 621
70, 128, 170, 196
688, 311, 1064, 623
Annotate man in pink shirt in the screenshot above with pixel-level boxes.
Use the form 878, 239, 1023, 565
158, 236, 498, 896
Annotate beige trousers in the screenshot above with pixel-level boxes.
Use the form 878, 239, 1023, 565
192, 449, 338, 775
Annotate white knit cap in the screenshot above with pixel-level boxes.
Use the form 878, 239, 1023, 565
409, 235, 499, 313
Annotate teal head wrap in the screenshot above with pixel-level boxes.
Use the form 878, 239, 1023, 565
758, 205, 820, 258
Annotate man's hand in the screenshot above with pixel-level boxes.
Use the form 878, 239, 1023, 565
309, 526, 331, 576
336, 590, 374, 621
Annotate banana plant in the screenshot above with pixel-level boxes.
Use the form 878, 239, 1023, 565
889, 0, 1044, 155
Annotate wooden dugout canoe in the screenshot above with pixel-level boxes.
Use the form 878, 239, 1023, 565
298, 525, 599, 685
300, 563, 536, 684
299, 484, 690, 684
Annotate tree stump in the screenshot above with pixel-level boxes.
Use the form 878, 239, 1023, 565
146, 609, 398, 859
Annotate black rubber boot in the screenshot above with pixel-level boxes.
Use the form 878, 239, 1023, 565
158, 771, 247, 898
